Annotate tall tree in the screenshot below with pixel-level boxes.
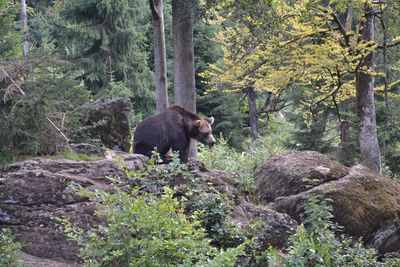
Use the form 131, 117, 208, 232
149, 0, 168, 113
246, 86, 259, 140
60, 0, 153, 105
356, 2, 381, 173
0, 0, 21, 58
172, 0, 197, 159
202, 0, 400, 171
20, 0, 29, 57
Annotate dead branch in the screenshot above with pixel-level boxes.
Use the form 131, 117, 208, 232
46, 116, 70, 144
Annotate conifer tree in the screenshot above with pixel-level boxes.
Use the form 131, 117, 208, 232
60, 0, 153, 103
0, 0, 21, 58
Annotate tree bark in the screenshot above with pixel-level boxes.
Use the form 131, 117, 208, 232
172, 0, 197, 159
246, 86, 259, 140
149, 0, 168, 113
355, 3, 381, 173
19, 0, 29, 57
337, 119, 353, 165
345, 4, 353, 32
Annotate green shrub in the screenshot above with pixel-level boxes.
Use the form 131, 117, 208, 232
62, 184, 245, 267
0, 229, 22, 267
266, 196, 400, 267
199, 120, 291, 191
0, 58, 90, 157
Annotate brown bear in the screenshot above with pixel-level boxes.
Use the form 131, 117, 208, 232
133, 105, 216, 163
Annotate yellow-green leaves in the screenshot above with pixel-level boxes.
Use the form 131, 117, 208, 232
201, 0, 385, 117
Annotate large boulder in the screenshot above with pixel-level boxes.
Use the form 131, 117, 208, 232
254, 151, 349, 202
228, 201, 297, 249
85, 98, 132, 152
255, 150, 400, 254
0, 154, 147, 265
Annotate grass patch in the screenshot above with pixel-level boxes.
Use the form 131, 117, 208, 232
55, 150, 101, 161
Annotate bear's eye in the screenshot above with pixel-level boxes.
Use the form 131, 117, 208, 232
201, 132, 209, 138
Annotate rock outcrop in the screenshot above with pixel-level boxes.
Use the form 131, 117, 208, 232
255, 150, 400, 254
0, 154, 295, 265
4, 149, 398, 265
229, 201, 297, 249
0, 154, 147, 265
84, 98, 132, 152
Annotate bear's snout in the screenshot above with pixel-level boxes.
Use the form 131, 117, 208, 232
207, 136, 216, 148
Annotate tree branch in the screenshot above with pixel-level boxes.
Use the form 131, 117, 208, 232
313, 68, 342, 107
320, 8, 351, 47
46, 116, 70, 144
377, 38, 400, 49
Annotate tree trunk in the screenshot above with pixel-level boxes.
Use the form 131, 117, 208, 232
337, 119, 353, 165
172, 0, 197, 159
247, 86, 259, 140
149, 0, 168, 113
20, 0, 29, 57
345, 4, 353, 32
356, 3, 381, 173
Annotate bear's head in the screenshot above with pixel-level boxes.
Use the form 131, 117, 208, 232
192, 117, 216, 148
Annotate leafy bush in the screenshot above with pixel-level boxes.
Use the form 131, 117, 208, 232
0, 229, 22, 267
199, 119, 292, 190
266, 196, 400, 267
62, 184, 245, 267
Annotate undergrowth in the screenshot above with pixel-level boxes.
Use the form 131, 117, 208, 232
61, 157, 248, 267
198, 119, 292, 191
266, 196, 400, 267
0, 229, 22, 267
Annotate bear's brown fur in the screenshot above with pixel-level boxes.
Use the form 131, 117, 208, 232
133, 106, 216, 163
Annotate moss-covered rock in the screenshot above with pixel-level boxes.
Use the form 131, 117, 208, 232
85, 98, 132, 152
255, 151, 400, 254
254, 151, 349, 203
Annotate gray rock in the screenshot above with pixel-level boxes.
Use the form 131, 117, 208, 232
0, 154, 148, 263
255, 150, 400, 254
254, 150, 349, 203
70, 143, 106, 157
229, 201, 297, 249
85, 98, 132, 152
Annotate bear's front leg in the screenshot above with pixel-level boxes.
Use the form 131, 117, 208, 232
171, 140, 189, 163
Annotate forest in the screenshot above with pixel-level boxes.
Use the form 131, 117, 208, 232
1, 0, 400, 266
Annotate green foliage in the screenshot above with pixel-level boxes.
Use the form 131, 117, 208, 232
198, 91, 248, 148
199, 118, 292, 190
186, 192, 233, 246
266, 195, 400, 267
193, 8, 249, 147
60, 0, 154, 108
0, 0, 21, 58
0, 228, 23, 267
62, 184, 245, 267
154, 151, 190, 180
200, 0, 400, 169
67, 118, 107, 146
0, 58, 90, 157
377, 95, 400, 178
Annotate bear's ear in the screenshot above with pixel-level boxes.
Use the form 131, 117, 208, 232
193, 120, 202, 128
205, 116, 214, 125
